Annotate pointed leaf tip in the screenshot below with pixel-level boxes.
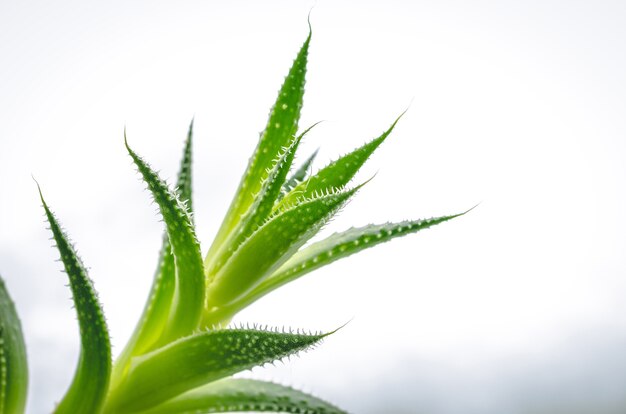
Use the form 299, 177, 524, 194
277, 113, 404, 211
105, 328, 327, 412
125, 143, 205, 345
40, 198, 111, 414
205, 211, 466, 323
123, 126, 129, 147
463, 203, 480, 215
205, 32, 312, 265
113, 124, 198, 383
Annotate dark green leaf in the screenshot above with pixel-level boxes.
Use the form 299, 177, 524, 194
0, 276, 28, 414
125, 135, 205, 345
106, 328, 326, 413
276, 112, 404, 211
39, 188, 111, 414
206, 31, 311, 265
114, 121, 195, 384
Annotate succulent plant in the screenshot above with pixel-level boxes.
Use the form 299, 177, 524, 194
0, 26, 468, 413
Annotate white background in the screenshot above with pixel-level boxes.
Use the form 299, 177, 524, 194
1, 1, 626, 413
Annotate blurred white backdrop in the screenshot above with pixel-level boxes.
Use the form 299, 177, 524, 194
1, 1, 626, 413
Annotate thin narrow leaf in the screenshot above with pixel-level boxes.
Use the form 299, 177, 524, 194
140, 378, 347, 414
175, 119, 195, 213
0, 277, 28, 414
127, 121, 195, 351
206, 187, 359, 308
205, 30, 311, 265
205, 211, 470, 325
105, 328, 327, 413
114, 121, 195, 383
262, 212, 468, 294
280, 148, 319, 198
209, 124, 318, 276
39, 190, 111, 414
276, 112, 404, 211
125, 136, 204, 344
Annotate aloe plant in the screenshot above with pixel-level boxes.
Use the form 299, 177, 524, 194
0, 26, 469, 413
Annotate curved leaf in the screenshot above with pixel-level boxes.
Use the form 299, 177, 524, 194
262, 213, 467, 296
205, 187, 359, 308
276, 112, 404, 211
205, 30, 311, 265
105, 328, 327, 413
140, 378, 347, 414
125, 136, 205, 345
205, 212, 469, 325
39, 190, 111, 414
0, 276, 28, 414
114, 121, 195, 383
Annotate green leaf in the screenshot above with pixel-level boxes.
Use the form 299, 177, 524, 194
209, 124, 318, 277
204, 211, 470, 325
276, 112, 404, 211
0, 276, 28, 414
139, 378, 348, 414
113, 121, 195, 384
280, 148, 319, 198
205, 186, 359, 308
38, 188, 111, 414
105, 327, 327, 413
205, 30, 311, 265
261, 212, 468, 297
176, 119, 195, 214
125, 135, 205, 345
